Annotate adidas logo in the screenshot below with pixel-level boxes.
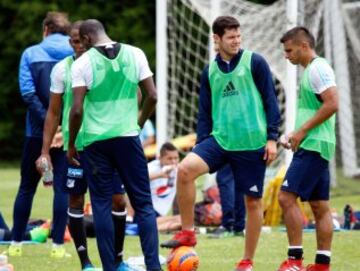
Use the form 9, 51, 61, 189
282, 180, 289, 187
249, 185, 259, 192
222, 81, 239, 97
77, 245, 86, 252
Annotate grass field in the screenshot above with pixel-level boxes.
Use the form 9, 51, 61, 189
1, 167, 360, 271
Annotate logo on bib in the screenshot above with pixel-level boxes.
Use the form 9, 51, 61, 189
222, 81, 239, 97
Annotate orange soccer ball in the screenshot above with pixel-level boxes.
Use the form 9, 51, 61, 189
167, 246, 200, 271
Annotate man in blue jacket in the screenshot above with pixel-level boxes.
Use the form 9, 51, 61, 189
9, 11, 73, 258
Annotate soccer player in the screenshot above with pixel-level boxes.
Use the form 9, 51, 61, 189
277, 27, 338, 271
10, 11, 73, 257
161, 16, 281, 271
67, 19, 161, 271
36, 21, 133, 271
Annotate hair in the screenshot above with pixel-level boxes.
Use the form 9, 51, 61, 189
160, 142, 178, 157
212, 16, 240, 37
42, 11, 70, 35
79, 19, 105, 38
70, 20, 83, 32
280, 26, 316, 48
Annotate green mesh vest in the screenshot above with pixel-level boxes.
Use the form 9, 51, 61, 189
209, 50, 267, 151
82, 44, 140, 147
296, 57, 336, 161
61, 56, 84, 151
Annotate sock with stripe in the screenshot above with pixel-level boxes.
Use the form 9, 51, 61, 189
315, 250, 331, 265
288, 246, 303, 260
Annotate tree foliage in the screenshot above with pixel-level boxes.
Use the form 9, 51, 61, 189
0, 0, 155, 160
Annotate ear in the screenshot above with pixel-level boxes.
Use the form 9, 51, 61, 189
213, 33, 220, 43
43, 25, 49, 38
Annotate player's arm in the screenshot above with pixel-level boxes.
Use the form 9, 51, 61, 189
135, 48, 157, 128
196, 66, 213, 144
289, 86, 338, 152
289, 62, 338, 151
36, 93, 63, 170
67, 58, 87, 166
19, 50, 47, 122
252, 53, 280, 164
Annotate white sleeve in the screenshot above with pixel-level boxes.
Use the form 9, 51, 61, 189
134, 47, 153, 81
50, 60, 66, 94
71, 54, 93, 89
308, 60, 336, 94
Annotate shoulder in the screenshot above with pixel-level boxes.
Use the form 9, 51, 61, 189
308, 58, 336, 94
250, 51, 269, 67
52, 58, 69, 74
72, 53, 90, 73
148, 159, 161, 171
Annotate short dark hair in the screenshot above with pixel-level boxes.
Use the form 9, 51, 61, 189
280, 26, 316, 48
79, 19, 105, 38
43, 11, 70, 35
212, 16, 240, 37
70, 20, 83, 32
160, 142, 178, 157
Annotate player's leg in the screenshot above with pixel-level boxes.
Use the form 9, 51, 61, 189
10, 138, 42, 255
83, 140, 117, 271
64, 154, 96, 270
306, 165, 332, 271
233, 191, 245, 235
161, 136, 226, 249
277, 149, 327, 271
112, 136, 161, 271
229, 148, 266, 271
212, 164, 235, 237
111, 176, 127, 267
50, 148, 69, 257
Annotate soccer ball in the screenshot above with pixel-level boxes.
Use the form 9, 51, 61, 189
167, 246, 199, 271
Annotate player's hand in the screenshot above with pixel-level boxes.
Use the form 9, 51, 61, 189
288, 129, 307, 152
279, 134, 292, 149
35, 154, 53, 174
67, 145, 80, 166
263, 140, 277, 166
51, 126, 63, 148
161, 165, 176, 178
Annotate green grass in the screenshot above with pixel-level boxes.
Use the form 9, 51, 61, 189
1, 167, 360, 271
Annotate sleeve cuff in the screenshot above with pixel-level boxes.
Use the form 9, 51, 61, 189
267, 131, 279, 141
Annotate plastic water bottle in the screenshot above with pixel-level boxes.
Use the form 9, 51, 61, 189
40, 157, 53, 187
167, 168, 177, 187
0, 255, 14, 271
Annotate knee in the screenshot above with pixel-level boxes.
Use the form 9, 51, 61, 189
245, 197, 262, 212
310, 201, 330, 219
177, 163, 194, 184
69, 195, 85, 209
112, 194, 126, 212
278, 191, 297, 209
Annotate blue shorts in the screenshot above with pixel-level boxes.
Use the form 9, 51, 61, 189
281, 148, 330, 201
192, 136, 266, 198
63, 152, 125, 195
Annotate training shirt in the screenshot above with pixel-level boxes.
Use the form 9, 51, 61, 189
19, 33, 73, 137
196, 49, 280, 144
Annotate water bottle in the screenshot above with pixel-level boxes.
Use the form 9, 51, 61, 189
167, 168, 177, 187
40, 157, 53, 187
0, 255, 14, 271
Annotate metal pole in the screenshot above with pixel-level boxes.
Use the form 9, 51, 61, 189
285, 0, 298, 166
156, 0, 168, 152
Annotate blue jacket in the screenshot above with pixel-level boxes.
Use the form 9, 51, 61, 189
19, 33, 73, 137
196, 50, 281, 144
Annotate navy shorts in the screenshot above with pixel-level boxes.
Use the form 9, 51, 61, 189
192, 136, 266, 198
63, 152, 125, 195
281, 148, 330, 201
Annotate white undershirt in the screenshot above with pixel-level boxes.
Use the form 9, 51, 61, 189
71, 42, 153, 89
308, 58, 336, 94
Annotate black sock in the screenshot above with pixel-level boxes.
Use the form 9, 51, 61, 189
68, 208, 92, 269
112, 210, 127, 265
288, 247, 303, 260
315, 253, 331, 265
